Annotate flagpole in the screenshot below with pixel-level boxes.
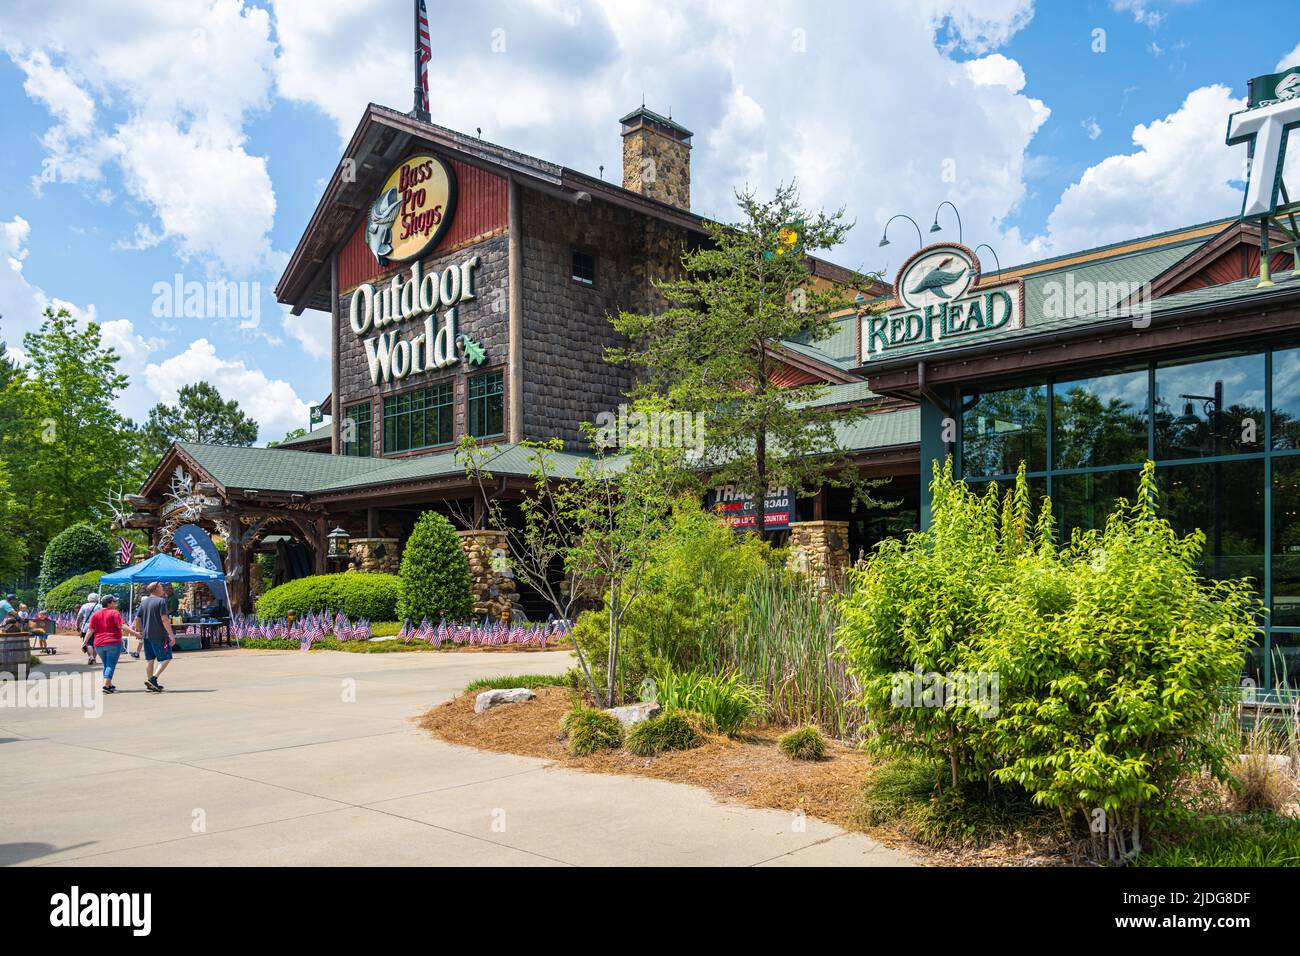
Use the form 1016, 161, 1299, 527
413, 0, 425, 120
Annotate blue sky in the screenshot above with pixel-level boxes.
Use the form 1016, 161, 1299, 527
0, 0, 1296, 443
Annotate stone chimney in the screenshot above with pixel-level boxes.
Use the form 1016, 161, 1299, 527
620, 107, 692, 211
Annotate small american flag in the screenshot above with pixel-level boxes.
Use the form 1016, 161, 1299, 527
119, 537, 134, 567
417, 0, 431, 115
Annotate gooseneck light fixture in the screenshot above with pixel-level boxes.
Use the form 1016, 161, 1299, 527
879, 214, 923, 250
929, 200, 963, 245
974, 243, 1003, 276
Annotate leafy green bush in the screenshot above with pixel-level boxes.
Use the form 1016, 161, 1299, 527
37, 523, 115, 602
42, 570, 126, 613
396, 511, 473, 624
652, 665, 762, 735
625, 711, 701, 756
573, 500, 778, 697
255, 572, 400, 621
561, 706, 623, 756
778, 726, 827, 761
840, 460, 1260, 863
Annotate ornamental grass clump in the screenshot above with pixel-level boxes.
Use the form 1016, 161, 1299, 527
560, 706, 623, 756
840, 459, 1261, 864
778, 726, 827, 761
625, 711, 701, 756
652, 665, 763, 735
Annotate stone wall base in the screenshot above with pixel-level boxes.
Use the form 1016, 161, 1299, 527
347, 537, 401, 575
457, 529, 518, 622
786, 520, 851, 589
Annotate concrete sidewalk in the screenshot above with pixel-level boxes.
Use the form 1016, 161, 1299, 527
0, 644, 913, 867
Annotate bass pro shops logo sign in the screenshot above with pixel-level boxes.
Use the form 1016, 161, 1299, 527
860, 242, 1023, 362
366, 153, 457, 266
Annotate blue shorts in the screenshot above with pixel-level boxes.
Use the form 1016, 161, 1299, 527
142, 638, 172, 662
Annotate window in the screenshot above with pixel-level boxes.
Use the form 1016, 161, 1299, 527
468, 371, 505, 438
1157, 459, 1264, 587
341, 401, 371, 457
382, 383, 453, 454
1272, 346, 1300, 449
1053, 469, 1139, 540
961, 385, 1048, 478
571, 248, 596, 286
1053, 368, 1148, 470
1153, 353, 1265, 459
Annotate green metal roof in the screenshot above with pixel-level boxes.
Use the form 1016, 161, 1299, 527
785, 312, 858, 367
834, 405, 919, 452
274, 424, 331, 448
177, 440, 603, 496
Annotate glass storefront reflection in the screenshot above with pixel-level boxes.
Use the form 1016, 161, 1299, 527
961, 385, 1047, 478
1053, 369, 1148, 470
1157, 459, 1264, 589
1154, 353, 1265, 459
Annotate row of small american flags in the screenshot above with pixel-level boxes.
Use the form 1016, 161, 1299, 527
399, 617, 566, 648
228, 610, 373, 647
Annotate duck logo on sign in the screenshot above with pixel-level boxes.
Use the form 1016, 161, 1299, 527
860, 242, 1023, 362
365, 154, 457, 266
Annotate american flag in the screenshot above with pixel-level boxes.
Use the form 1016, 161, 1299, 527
118, 537, 134, 567
417, 0, 431, 116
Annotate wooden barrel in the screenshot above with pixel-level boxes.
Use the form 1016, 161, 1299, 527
0, 632, 29, 676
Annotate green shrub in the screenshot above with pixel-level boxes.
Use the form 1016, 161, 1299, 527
37, 523, 115, 601
396, 511, 473, 624
857, 757, 1054, 847
652, 666, 762, 735
625, 711, 701, 756
561, 706, 623, 756
573, 500, 778, 696
255, 572, 400, 621
465, 673, 572, 694
778, 726, 827, 761
840, 460, 1261, 863
42, 570, 126, 613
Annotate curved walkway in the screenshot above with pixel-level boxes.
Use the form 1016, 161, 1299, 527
0, 644, 913, 867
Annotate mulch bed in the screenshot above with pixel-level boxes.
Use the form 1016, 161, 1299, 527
420, 686, 922, 855
419, 686, 1081, 866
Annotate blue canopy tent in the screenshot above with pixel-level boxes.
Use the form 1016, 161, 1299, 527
100, 553, 227, 621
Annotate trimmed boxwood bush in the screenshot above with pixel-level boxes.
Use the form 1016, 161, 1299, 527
396, 511, 473, 624
561, 706, 623, 756
625, 711, 701, 756
38, 523, 115, 602
43, 570, 127, 613
255, 572, 400, 621
778, 726, 827, 761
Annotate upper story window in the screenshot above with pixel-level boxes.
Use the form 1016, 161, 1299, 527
468, 371, 505, 439
383, 383, 454, 454
571, 248, 596, 286
341, 401, 371, 458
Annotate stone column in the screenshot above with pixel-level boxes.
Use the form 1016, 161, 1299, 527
347, 538, 401, 574
786, 520, 851, 589
457, 529, 518, 622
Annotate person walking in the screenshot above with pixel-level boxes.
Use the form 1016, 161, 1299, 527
87, 595, 138, 695
138, 581, 175, 693
0, 594, 14, 618
76, 592, 101, 666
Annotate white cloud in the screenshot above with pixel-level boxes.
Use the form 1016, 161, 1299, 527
143, 338, 310, 441
281, 306, 330, 359
1040, 85, 1245, 255
0, 215, 97, 346
1, 0, 279, 275
1277, 42, 1300, 72
1111, 1, 1166, 29
1082, 117, 1102, 140
965, 53, 1027, 92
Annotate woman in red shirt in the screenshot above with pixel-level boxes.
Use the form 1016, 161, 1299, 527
88, 595, 139, 695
